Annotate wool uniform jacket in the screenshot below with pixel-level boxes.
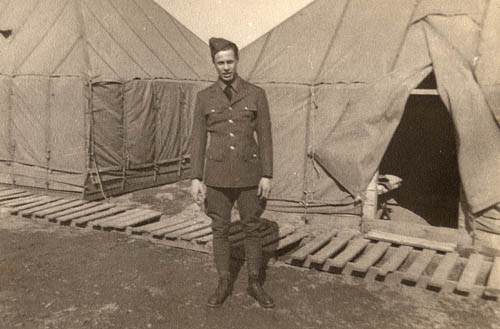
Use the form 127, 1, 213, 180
190, 77, 273, 188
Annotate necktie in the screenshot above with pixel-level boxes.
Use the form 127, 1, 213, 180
224, 84, 232, 101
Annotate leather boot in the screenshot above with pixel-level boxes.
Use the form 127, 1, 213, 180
247, 276, 274, 308
207, 279, 232, 308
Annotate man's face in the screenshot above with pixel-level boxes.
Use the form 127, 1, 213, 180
213, 49, 238, 82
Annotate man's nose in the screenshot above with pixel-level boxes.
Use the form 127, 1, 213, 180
223, 63, 230, 70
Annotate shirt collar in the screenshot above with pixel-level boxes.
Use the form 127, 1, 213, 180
217, 75, 240, 93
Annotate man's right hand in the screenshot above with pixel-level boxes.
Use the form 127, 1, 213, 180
191, 179, 206, 204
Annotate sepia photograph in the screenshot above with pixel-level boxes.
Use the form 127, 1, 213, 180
0, 0, 499, 328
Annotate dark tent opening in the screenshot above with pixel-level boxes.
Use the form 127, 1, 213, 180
380, 72, 460, 228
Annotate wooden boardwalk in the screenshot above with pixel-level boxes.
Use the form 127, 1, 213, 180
288, 229, 499, 301
0, 186, 304, 255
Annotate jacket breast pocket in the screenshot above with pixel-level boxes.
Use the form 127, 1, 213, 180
240, 106, 257, 118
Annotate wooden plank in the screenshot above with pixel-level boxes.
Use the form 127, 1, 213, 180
165, 221, 212, 239
195, 234, 214, 243
103, 210, 162, 230
181, 227, 212, 241
71, 206, 129, 227
411, 89, 439, 95
351, 242, 390, 273
152, 220, 199, 237
55, 203, 116, 223
19, 199, 77, 217
0, 195, 45, 207
456, 253, 483, 294
0, 191, 32, 202
6, 196, 59, 214
309, 231, 356, 265
32, 200, 87, 218
261, 226, 295, 246
47, 202, 101, 221
130, 216, 192, 234
402, 249, 436, 283
485, 257, 500, 297
291, 230, 337, 262
327, 238, 370, 268
428, 252, 458, 289
0, 186, 14, 192
0, 189, 25, 197
377, 246, 413, 276
91, 209, 143, 228
264, 232, 307, 253
366, 230, 456, 252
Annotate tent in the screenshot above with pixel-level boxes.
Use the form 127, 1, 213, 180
0, 0, 214, 199
238, 0, 500, 216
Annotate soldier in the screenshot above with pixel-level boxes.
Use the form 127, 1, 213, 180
190, 37, 274, 308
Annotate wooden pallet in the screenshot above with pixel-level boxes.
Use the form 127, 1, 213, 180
0, 187, 305, 256
288, 229, 499, 301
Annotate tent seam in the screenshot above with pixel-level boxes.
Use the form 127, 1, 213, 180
50, 35, 83, 75
247, 32, 272, 82
13, 0, 70, 74
312, 0, 351, 83
82, 1, 150, 78
106, 0, 177, 79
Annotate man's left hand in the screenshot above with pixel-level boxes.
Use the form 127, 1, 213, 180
257, 177, 272, 199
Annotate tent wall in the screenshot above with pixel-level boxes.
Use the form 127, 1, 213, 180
0, 75, 88, 192
84, 79, 210, 200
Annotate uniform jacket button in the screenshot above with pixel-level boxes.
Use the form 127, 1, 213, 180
229, 146, 235, 150
229, 133, 235, 137
228, 119, 234, 123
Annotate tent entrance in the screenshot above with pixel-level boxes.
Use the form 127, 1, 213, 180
379, 73, 460, 228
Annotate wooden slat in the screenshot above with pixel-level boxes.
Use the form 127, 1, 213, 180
164, 221, 212, 239
0, 191, 31, 202
131, 216, 192, 234
0, 189, 24, 197
264, 232, 307, 252
366, 230, 456, 252
195, 234, 214, 243
56, 203, 116, 224
428, 252, 458, 289
181, 227, 212, 241
152, 220, 199, 237
19, 199, 77, 217
0, 187, 14, 192
327, 238, 370, 268
486, 257, 500, 297
402, 249, 435, 283
377, 246, 413, 276
91, 209, 143, 227
456, 253, 483, 293
71, 207, 129, 227
261, 226, 295, 246
351, 242, 390, 273
47, 202, 101, 221
291, 230, 337, 262
309, 232, 356, 265
6, 196, 60, 214
32, 200, 87, 218
102, 210, 162, 230
0, 195, 45, 207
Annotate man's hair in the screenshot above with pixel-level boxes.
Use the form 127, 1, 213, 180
212, 43, 239, 62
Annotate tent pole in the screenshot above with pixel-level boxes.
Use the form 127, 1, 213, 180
362, 170, 379, 220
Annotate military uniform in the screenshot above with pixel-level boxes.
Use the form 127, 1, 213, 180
190, 75, 273, 281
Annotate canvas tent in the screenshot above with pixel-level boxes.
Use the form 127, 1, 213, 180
0, 0, 214, 199
238, 0, 500, 216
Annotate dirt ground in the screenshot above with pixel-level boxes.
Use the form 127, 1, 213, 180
0, 183, 499, 329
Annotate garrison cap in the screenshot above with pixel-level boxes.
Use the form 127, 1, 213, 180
209, 37, 239, 59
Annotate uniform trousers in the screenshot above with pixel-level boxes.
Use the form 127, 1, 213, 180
206, 185, 264, 280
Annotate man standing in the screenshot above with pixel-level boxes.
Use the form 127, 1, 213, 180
190, 38, 274, 308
